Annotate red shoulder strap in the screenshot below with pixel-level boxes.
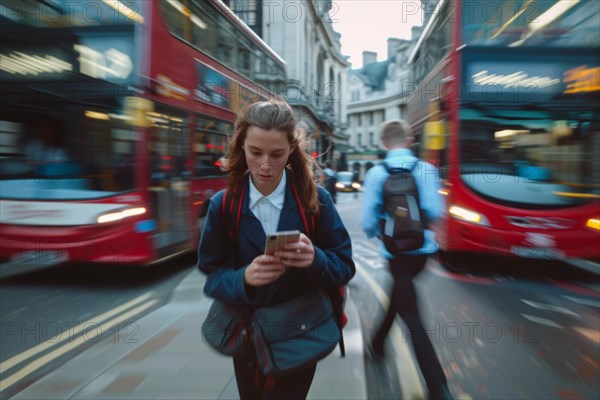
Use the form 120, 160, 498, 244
222, 185, 245, 241
290, 182, 317, 237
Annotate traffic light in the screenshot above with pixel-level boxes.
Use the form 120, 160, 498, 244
312, 151, 318, 158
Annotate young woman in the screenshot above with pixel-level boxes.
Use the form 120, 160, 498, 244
197, 100, 355, 399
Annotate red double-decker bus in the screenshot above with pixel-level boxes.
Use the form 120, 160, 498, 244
406, 0, 599, 267
0, 0, 285, 270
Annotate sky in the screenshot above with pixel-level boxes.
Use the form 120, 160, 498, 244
329, 1, 425, 69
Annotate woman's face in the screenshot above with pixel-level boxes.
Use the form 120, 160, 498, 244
244, 126, 295, 196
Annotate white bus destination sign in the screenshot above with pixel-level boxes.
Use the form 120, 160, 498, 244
464, 61, 600, 101
467, 62, 564, 94
0, 33, 135, 84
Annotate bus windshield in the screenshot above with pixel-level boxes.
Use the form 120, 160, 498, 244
459, 105, 600, 208
0, 0, 143, 27
461, 0, 599, 48
0, 109, 138, 200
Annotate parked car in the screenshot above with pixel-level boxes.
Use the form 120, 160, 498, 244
335, 171, 361, 192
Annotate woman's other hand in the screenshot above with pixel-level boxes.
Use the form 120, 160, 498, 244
244, 255, 285, 287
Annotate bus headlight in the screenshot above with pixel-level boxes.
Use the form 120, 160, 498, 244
335, 182, 344, 189
449, 205, 489, 226
351, 182, 361, 189
586, 218, 600, 230
97, 207, 147, 224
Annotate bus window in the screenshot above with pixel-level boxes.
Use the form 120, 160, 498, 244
158, 0, 285, 85
193, 117, 230, 179
459, 106, 600, 206
0, 109, 138, 199
82, 113, 136, 192
148, 110, 189, 186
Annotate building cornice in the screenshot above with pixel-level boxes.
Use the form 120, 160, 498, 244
347, 93, 410, 111
307, 1, 350, 66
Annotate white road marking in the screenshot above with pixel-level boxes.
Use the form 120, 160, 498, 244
355, 254, 387, 270
520, 299, 581, 317
0, 292, 154, 375
0, 297, 157, 392
353, 238, 380, 252
352, 242, 387, 269
562, 296, 600, 308
520, 314, 564, 328
354, 247, 380, 258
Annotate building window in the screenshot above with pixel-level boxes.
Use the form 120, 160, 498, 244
357, 133, 362, 148
240, 50, 251, 71
231, 0, 262, 37
369, 132, 374, 147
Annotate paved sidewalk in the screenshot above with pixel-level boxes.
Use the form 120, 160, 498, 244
14, 269, 366, 399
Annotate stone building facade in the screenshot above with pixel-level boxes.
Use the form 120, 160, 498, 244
345, 27, 422, 181
228, 0, 350, 166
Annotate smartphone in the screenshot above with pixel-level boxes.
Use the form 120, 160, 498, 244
264, 230, 301, 255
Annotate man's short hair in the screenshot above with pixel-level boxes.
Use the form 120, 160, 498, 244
380, 119, 412, 146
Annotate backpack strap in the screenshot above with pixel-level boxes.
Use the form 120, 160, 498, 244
222, 184, 245, 242
290, 181, 316, 236
382, 160, 419, 174
410, 160, 420, 173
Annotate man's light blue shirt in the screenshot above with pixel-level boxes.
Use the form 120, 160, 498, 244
359, 148, 445, 258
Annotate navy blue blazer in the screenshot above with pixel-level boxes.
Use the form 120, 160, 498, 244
197, 174, 355, 308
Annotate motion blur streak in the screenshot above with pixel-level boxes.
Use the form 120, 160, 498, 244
573, 327, 600, 344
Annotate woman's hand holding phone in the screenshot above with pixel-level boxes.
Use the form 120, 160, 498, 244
274, 233, 315, 269
245, 232, 316, 286
244, 254, 285, 287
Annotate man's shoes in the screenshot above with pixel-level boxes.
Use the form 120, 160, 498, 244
366, 339, 385, 360
429, 384, 454, 400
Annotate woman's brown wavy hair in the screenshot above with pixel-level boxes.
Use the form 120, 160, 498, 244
222, 100, 320, 213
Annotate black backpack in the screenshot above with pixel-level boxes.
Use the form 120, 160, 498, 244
380, 161, 427, 255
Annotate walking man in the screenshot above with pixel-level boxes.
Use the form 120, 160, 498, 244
359, 119, 452, 400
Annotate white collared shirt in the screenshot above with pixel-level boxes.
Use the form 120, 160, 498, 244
249, 173, 286, 235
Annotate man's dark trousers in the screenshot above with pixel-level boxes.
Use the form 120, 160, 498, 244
372, 254, 447, 394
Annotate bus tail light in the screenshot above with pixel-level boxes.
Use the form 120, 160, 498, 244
97, 207, 147, 224
449, 205, 489, 226
586, 218, 600, 230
